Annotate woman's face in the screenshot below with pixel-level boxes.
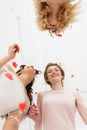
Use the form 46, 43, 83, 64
24, 65, 35, 73
46, 1, 59, 32
47, 65, 63, 84
46, 0, 68, 32
22, 66, 36, 80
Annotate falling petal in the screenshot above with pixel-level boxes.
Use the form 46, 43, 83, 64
71, 74, 75, 78
76, 88, 79, 91
12, 61, 17, 68
19, 102, 27, 111
5, 73, 13, 80
56, 34, 62, 37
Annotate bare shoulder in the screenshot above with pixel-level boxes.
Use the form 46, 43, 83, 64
37, 91, 50, 107
38, 91, 50, 99
72, 91, 83, 102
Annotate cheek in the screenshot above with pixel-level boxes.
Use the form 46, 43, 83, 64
47, 75, 51, 81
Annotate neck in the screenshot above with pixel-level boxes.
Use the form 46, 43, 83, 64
51, 82, 64, 90
18, 74, 29, 88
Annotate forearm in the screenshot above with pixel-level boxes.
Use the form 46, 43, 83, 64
34, 120, 42, 130
76, 92, 87, 124
31, 114, 42, 130
3, 111, 25, 130
0, 55, 12, 68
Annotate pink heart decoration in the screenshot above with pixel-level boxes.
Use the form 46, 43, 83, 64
19, 102, 27, 111
56, 34, 62, 37
12, 61, 17, 68
5, 73, 13, 80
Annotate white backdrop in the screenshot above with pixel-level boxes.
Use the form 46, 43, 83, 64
0, 0, 87, 129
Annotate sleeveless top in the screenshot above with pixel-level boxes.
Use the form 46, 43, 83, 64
0, 67, 30, 116
42, 90, 76, 130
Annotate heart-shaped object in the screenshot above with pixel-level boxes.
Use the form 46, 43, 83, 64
12, 61, 17, 68
19, 103, 27, 111
56, 34, 62, 37
5, 73, 13, 80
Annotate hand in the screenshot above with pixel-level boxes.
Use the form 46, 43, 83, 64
13, 44, 20, 53
8, 43, 20, 60
29, 104, 40, 122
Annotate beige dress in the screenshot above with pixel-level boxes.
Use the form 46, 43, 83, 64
42, 90, 76, 130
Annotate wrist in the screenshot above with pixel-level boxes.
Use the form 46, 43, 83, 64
5, 55, 13, 62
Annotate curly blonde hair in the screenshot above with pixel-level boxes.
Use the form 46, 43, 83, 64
33, 0, 81, 34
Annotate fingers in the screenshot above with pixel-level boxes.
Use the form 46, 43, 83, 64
33, 103, 37, 107
8, 43, 20, 54
7, 43, 20, 60
12, 43, 20, 53
29, 104, 40, 117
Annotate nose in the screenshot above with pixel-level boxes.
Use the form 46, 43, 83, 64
28, 66, 35, 71
49, 15, 57, 30
51, 70, 55, 74
30, 67, 36, 75
50, 24, 56, 29
30, 66, 34, 69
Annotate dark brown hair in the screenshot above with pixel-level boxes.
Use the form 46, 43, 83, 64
16, 65, 34, 105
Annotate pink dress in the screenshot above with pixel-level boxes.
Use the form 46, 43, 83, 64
42, 90, 76, 130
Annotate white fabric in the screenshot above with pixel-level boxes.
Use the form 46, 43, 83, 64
0, 67, 26, 116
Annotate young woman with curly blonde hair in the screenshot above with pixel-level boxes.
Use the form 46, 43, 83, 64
34, 0, 81, 35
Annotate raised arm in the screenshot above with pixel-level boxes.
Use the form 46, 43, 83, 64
75, 92, 87, 124
0, 43, 20, 68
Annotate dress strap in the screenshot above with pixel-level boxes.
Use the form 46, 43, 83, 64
7, 115, 20, 125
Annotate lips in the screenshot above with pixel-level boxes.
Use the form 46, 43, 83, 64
51, 72, 60, 77
51, 74, 58, 78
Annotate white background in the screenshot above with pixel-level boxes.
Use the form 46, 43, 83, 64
0, 0, 87, 129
